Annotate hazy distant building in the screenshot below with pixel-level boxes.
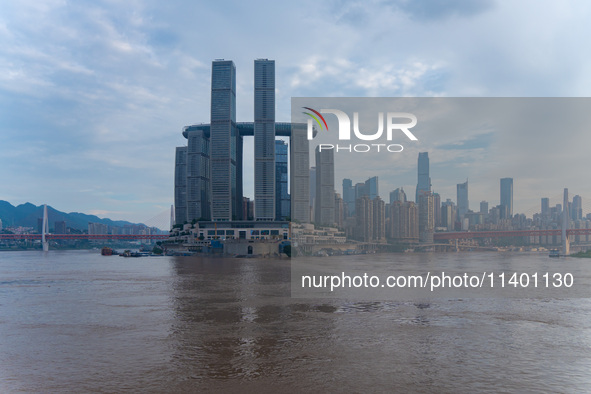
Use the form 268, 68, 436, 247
254, 59, 276, 220
389, 201, 419, 242
480, 201, 489, 215
355, 182, 368, 200
355, 195, 373, 242
457, 180, 469, 222
418, 191, 434, 243
441, 199, 456, 231
365, 176, 379, 200
315, 146, 335, 226
372, 196, 386, 242
309, 167, 316, 222
416, 152, 431, 202
343, 178, 355, 217
500, 177, 513, 219
571, 195, 583, 221
54, 221, 67, 235
289, 122, 310, 223
335, 193, 345, 229
433, 192, 441, 227
541, 197, 550, 218
390, 187, 407, 204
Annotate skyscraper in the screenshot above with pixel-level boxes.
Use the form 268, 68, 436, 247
433, 192, 441, 227
500, 177, 513, 219
254, 59, 276, 220
416, 152, 431, 202
275, 139, 289, 220
418, 191, 434, 243
441, 199, 456, 231
480, 201, 489, 215
572, 195, 582, 220
372, 196, 385, 242
541, 197, 550, 218
342, 178, 355, 217
210, 60, 238, 221
457, 180, 469, 222
186, 129, 210, 221
309, 167, 316, 222
315, 146, 335, 226
174, 147, 188, 225
289, 122, 310, 223
389, 201, 419, 242
365, 176, 379, 200
355, 195, 373, 242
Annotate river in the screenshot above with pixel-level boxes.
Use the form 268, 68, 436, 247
1, 250, 590, 392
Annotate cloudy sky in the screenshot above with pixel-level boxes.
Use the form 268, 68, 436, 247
2, 0, 591, 227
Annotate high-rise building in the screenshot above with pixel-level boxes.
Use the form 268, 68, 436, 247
390, 187, 407, 204
355, 195, 373, 242
372, 196, 386, 242
335, 193, 345, 228
441, 199, 456, 231
433, 192, 441, 227
210, 60, 239, 221
500, 177, 513, 219
174, 147, 188, 225
571, 195, 582, 221
457, 180, 469, 222
254, 59, 275, 220
54, 221, 67, 235
275, 140, 289, 220
186, 129, 210, 221
389, 201, 419, 242
416, 152, 431, 202
315, 146, 335, 226
309, 167, 316, 222
175, 60, 311, 225
289, 122, 310, 223
365, 176, 379, 200
342, 178, 355, 217
480, 201, 489, 215
541, 197, 550, 218
355, 182, 368, 200
418, 191, 434, 243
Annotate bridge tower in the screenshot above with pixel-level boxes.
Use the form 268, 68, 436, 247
170, 205, 175, 231
562, 188, 570, 256
42, 204, 49, 252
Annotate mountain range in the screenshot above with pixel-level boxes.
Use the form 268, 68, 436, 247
0, 201, 146, 232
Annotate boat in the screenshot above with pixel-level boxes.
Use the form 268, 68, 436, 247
549, 249, 560, 258
101, 247, 113, 256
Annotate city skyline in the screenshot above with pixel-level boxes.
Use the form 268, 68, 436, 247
3, 2, 591, 225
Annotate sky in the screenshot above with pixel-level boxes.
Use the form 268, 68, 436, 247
2, 0, 591, 227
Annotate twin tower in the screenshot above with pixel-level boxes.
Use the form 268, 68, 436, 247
174, 59, 310, 225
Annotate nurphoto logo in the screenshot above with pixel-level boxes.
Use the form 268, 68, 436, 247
303, 107, 418, 153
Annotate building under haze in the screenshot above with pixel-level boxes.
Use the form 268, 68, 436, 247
416, 152, 431, 202
500, 177, 513, 219
315, 146, 335, 226
457, 180, 469, 223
